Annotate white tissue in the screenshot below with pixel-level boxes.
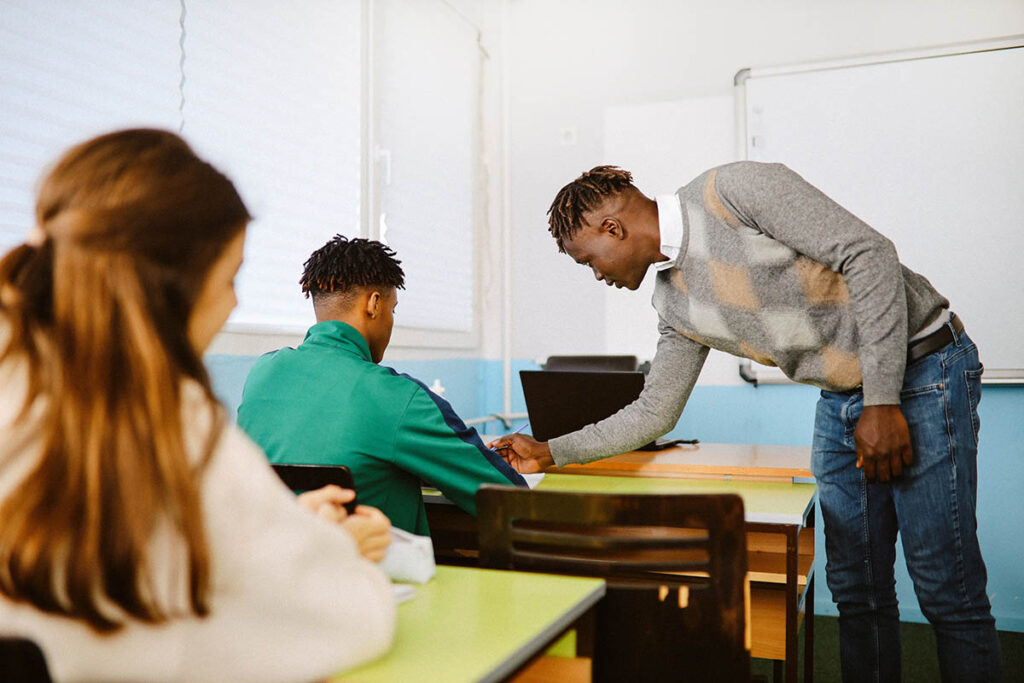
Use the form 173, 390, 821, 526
379, 527, 436, 584
391, 583, 417, 603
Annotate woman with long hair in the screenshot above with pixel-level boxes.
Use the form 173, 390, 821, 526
0, 129, 395, 681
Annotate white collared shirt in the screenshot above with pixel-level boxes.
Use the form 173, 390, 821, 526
654, 193, 685, 271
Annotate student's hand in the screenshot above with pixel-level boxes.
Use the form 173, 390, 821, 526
340, 505, 392, 563
297, 485, 356, 524
854, 405, 914, 483
487, 433, 555, 473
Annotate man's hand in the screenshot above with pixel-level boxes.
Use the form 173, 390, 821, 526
487, 433, 555, 473
854, 404, 913, 483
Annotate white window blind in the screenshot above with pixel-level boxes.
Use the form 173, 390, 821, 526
374, 0, 480, 333
1, 0, 481, 342
0, 0, 181, 253
183, 0, 362, 331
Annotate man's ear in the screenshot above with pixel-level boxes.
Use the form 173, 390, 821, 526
364, 290, 382, 319
603, 217, 626, 240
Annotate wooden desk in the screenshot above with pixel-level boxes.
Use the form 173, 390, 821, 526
550, 442, 813, 483
544, 441, 815, 683
426, 442, 816, 683
536, 473, 816, 683
335, 565, 604, 683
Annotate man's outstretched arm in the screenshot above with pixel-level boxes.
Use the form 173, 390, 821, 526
495, 319, 708, 470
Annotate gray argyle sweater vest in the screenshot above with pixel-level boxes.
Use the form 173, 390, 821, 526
550, 162, 948, 465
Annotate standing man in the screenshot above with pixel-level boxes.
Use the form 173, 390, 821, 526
491, 163, 1001, 682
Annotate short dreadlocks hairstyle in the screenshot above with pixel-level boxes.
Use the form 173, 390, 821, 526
300, 235, 405, 302
547, 165, 636, 252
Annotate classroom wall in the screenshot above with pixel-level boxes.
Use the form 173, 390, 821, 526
205, 0, 1024, 633
499, 0, 1024, 632
505, 0, 1024, 362
208, 351, 1024, 630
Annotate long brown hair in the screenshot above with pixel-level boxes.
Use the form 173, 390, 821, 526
0, 129, 250, 632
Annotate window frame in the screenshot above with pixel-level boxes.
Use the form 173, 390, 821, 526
220, 0, 485, 350
362, 0, 484, 350
0, 0, 488, 352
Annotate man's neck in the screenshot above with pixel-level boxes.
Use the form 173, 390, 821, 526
631, 193, 664, 266
315, 308, 368, 341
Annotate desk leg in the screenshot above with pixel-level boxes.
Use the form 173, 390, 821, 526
785, 526, 798, 683
804, 572, 814, 683
575, 607, 596, 658
802, 501, 815, 683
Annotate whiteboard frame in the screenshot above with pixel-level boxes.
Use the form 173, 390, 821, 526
734, 34, 1024, 386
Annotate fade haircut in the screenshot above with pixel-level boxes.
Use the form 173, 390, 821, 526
300, 235, 405, 304
547, 165, 636, 252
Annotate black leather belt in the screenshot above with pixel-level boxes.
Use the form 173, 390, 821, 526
907, 313, 964, 365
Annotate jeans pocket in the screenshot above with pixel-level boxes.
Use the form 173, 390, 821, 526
900, 382, 943, 399
965, 365, 984, 446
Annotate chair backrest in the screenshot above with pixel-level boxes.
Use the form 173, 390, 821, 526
271, 464, 356, 514
271, 463, 354, 492
476, 485, 749, 683
0, 637, 52, 683
542, 355, 638, 372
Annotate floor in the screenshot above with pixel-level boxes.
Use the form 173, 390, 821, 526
752, 616, 1024, 682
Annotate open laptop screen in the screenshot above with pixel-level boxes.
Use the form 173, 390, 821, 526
519, 370, 646, 442
519, 370, 692, 450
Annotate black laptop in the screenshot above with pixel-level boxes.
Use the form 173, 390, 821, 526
519, 370, 693, 450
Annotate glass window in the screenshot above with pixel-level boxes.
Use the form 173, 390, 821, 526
0, 0, 481, 341
184, 0, 362, 331
0, 0, 180, 252
373, 0, 480, 335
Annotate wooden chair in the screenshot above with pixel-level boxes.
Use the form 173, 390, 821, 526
0, 637, 52, 683
477, 485, 750, 683
542, 355, 638, 372
270, 463, 354, 492
271, 463, 356, 513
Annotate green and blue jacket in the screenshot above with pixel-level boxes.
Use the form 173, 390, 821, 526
237, 321, 525, 535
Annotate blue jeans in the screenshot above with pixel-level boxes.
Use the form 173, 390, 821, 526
811, 325, 1001, 683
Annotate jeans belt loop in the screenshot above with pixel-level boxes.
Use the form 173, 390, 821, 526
907, 313, 964, 365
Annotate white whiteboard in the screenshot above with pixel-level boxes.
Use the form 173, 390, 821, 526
740, 37, 1024, 379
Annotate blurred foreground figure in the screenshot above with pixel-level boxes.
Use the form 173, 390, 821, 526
0, 129, 395, 682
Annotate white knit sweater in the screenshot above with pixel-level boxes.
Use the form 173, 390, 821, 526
0, 346, 396, 682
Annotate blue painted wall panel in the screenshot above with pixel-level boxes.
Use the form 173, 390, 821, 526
204, 353, 1024, 630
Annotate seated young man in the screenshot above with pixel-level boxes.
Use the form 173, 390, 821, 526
238, 235, 526, 535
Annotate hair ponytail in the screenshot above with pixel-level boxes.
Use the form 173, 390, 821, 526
0, 129, 248, 631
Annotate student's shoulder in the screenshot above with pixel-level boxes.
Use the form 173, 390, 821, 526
245, 348, 283, 375
249, 347, 293, 369
373, 365, 432, 402
245, 346, 310, 382
372, 368, 462, 422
